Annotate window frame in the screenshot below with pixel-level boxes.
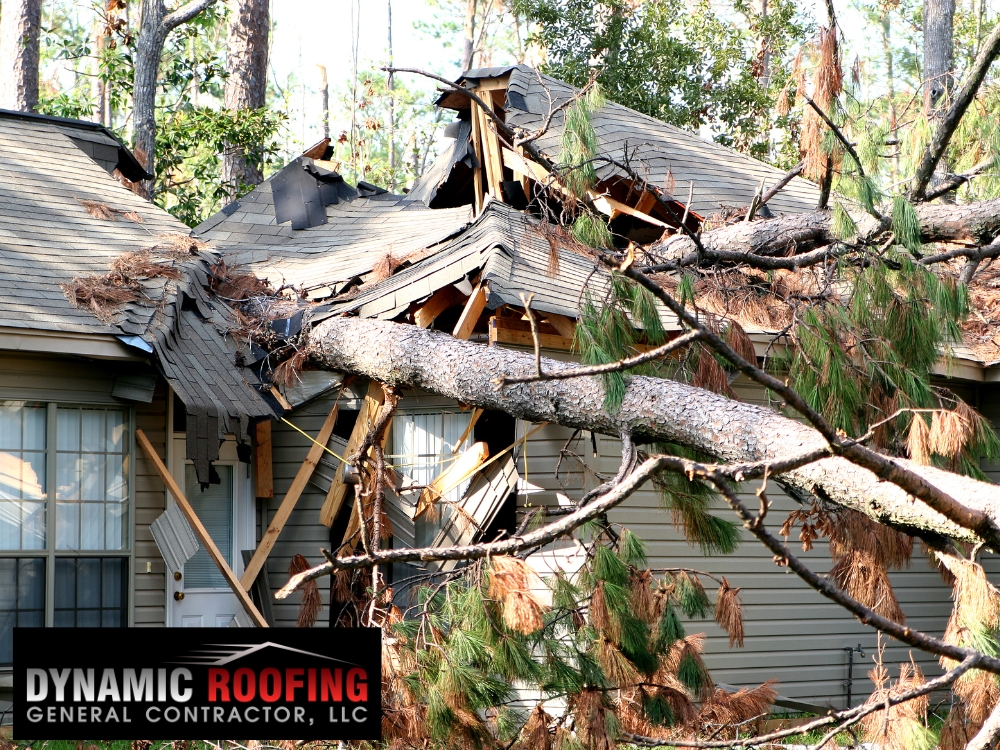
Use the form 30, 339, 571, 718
0, 401, 135, 630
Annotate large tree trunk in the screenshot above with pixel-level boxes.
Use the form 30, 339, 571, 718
0, 0, 41, 112
308, 317, 1000, 549
221, 0, 269, 200
132, 0, 218, 199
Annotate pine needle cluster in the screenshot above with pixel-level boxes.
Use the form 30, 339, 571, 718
559, 86, 607, 198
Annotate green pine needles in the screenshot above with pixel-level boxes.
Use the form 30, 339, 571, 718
559, 85, 607, 197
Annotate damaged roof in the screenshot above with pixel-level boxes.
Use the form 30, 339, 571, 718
431, 65, 821, 218
195, 157, 473, 297
0, 111, 277, 480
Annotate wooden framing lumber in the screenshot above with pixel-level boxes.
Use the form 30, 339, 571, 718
490, 315, 576, 351
320, 380, 386, 527
544, 313, 577, 340
254, 420, 274, 499
135, 428, 268, 628
415, 285, 466, 328
452, 282, 489, 340
416, 441, 490, 516
241, 399, 341, 589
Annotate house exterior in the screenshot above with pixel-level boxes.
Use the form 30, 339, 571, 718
2, 63, 999, 720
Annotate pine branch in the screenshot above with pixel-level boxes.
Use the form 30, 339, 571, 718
621, 654, 976, 747
923, 156, 995, 201
617, 261, 1000, 552
758, 160, 804, 208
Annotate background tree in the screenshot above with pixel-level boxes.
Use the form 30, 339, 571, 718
221, 0, 269, 199
0, 0, 41, 111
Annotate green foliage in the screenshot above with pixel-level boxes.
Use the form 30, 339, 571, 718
575, 273, 668, 412
620, 529, 648, 568
155, 107, 286, 226
675, 573, 712, 618
511, 0, 808, 162
653, 445, 741, 555
559, 86, 605, 195
654, 603, 685, 653
677, 650, 710, 693
891, 195, 923, 256
641, 689, 677, 727
831, 203, 858, 240
572, 213, 614, 248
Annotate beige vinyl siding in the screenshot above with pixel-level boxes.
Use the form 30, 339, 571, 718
264, 395, 337, 627
0, 351, 169, 627
133, 383, 168, 626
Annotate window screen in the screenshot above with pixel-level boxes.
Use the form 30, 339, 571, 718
53, 557, 126, 628
182, 464, 234, 589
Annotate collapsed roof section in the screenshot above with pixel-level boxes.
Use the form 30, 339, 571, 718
0, 111, 277, 483
196, 156, 473, 299
413, 65, 821, 227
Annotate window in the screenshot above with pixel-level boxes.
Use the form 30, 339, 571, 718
182, 464, 233, 589
0, 402, 131, 663
389, 411, 472, 547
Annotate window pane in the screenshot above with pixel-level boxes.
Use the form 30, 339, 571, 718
183, 464, 233, 589
0, 558, 45, 665
56, 407, 129, 551
0, 403, 47, 550
53, 557, 126, 628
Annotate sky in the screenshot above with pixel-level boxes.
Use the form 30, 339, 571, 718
268, 0, 475, 152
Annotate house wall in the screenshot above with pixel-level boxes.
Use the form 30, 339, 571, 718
0, 351, 168, 628
262, 356, 1000, 708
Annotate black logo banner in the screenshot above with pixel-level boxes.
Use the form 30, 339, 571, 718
16, 628, 382, 740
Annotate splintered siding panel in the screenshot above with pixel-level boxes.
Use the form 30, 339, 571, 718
265, 395, 337, 627
0, 353, 169, 627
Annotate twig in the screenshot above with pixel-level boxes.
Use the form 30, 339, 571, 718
759, 160, 804, 207
500, 329, 702, 384
923, 156, 995, 201
519, 292, 543, 378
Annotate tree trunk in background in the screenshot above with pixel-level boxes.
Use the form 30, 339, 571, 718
133, 0, 218, 199
753, 0, 771, 89
307, 316, 1000, 550
222, 0, 269, 202
924, 0, 956, 200
387, 0, 395, 188
317, 64, 329, 139
0, 0, 41, 111
91, 21, 107, 126
461, 0, 476, 71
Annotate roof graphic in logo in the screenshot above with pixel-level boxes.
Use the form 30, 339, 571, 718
171, 642, 359, 667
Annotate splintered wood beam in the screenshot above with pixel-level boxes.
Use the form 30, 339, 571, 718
501, 146, 670, 229
490, 316, 575, 351
254, 420, 274, 499
470, 106, 485, 214
416, 440, 490, 517
135, 429, 268, 628
452, 282, 489, 340
414, 285, 466, 328
544, 313, 577, 340
241, 397, 342, 590
320, 380, 386, 527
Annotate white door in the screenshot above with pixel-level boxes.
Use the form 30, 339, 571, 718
168, 436, 254, 627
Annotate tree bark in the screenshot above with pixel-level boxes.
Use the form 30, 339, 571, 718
222, 0, 269, 200
652, 198, 1000, 265
307, 317, 1000, 550
0, 0, 41, 112
461, 0, 476, 71
924, 0, 956, 200
132, 0, 218, 198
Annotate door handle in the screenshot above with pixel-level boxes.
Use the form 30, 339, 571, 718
174, 591, 185, 601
